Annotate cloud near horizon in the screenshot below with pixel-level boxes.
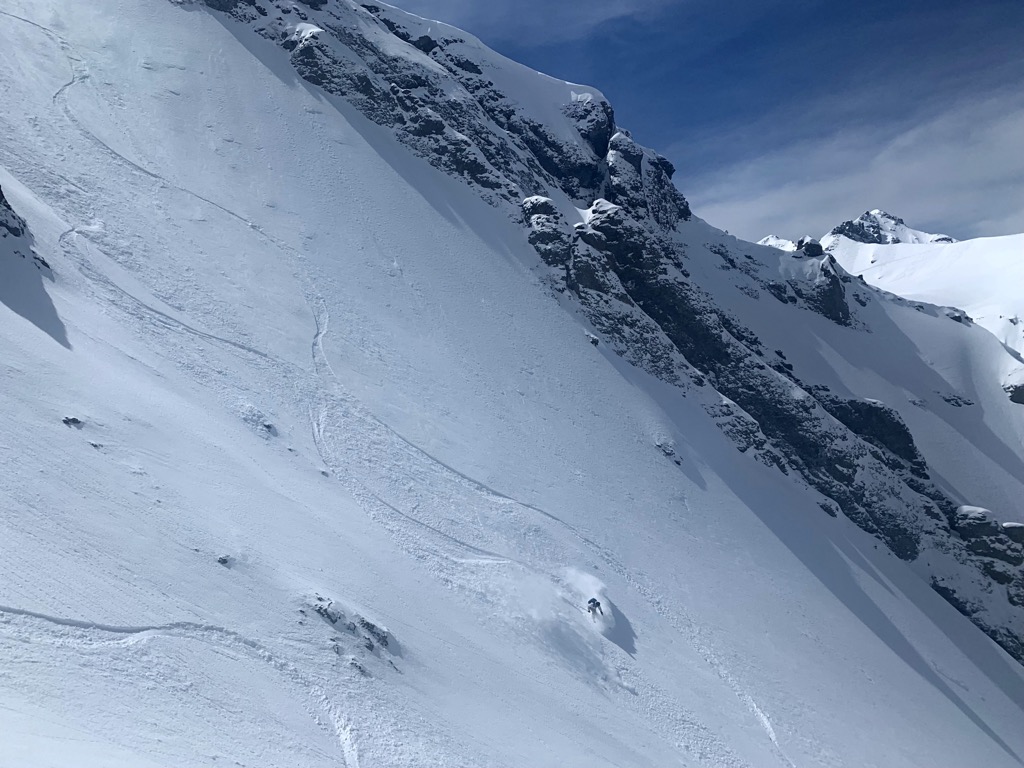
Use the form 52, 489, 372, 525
682, 88, 1024, 243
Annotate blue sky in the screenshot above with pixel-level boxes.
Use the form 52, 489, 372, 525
394, 0, 1024, 242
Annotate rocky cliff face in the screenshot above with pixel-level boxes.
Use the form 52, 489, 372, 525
0, 183, 26, 239
190, 0, 1024, 664
194, 0, 688, 222
0, 182, 47, 270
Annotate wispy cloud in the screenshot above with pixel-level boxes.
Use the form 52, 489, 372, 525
390, 0, 677, 44
683, 88, 1024, 242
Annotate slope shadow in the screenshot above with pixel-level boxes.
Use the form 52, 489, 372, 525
600, 599, 637, 657
723, 464, 1024, 764
0, 227, 70, 349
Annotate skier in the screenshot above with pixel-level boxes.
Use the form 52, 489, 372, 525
587, 597, 603, 621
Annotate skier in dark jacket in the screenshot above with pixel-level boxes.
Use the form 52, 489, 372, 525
587, 597, 603, 621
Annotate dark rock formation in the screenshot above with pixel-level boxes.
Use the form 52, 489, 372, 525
1, 182, 49, 272
310, 594, 400, 665
954, 508, 1024, 564
950, 508, 1024, 644
1005, 383, 1024, 405
1002, 522, 1024, 545
796, 236, 823, 257
785, 256, 852, 326
199, 0, 689, 218
0, 185, 26, 238
813, 393, 926, 472
826, 209, 956, 246
829, 212, 904, 245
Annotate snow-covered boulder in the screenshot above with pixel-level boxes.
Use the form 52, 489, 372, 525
522, 196, 572, 270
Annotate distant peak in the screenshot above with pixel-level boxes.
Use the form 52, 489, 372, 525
825, 209, 956, 246
757, 234, 797, 251
866, 208, 900, 222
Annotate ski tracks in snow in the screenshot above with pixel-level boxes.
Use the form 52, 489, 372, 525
307, 355, 789, 764
0, 603, 362, 768
0, 16, 366, 758
2, 7, 298, 364
26, 6, 261, 233
305, 299, 772, 767
0, 9, 790, 764
57, 226, 278, 365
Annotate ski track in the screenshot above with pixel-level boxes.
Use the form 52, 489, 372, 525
306, 291, 765, 767
1, 7, 291, 366
0, 604, 362, 764
58, 228, 278, 363
37, 9, 264, 235
309, 361, 789, 764
0, 7, 789, 765
0, 11, 550, 760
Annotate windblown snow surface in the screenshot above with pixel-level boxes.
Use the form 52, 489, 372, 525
1, 1, 1024, 767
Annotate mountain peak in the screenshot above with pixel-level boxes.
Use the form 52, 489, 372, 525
825, 209, 957, 246
756, 234, 797, 251
866, 208, 902, 222
759, 210, 956, 253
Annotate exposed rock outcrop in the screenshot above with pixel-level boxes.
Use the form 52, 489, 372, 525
198, 0, 689, 220
0, 184, 26, 239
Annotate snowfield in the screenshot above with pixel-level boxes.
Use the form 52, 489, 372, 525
828, 231, 1024, 363
2, 2, 1024, 767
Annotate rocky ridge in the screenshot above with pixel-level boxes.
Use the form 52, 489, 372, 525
187, 0, 1024, 663
194, 0, 688, 221
760, 210, 958, 254
824, 209, 957, 248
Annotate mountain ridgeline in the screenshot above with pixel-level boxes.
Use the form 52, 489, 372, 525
180, 0, 1024, 662
824, 209, 957, 247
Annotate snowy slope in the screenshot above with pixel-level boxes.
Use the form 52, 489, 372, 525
740, 228, 1024, 521
827, 231, 1024, 372
764, 209, 1024, 394
1, 2, 1024, 767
